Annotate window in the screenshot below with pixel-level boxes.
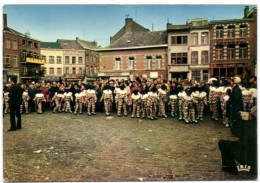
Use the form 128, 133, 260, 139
23, 67, 28, 75
191, 33, 198, 45
90, 56, 93, 62
57, 68, 62, 75
192, 70, 201, 82
86, 66, 89, 74
146, 56, 152, 69
78, 57, 83, 64
94, 56, 97, 64
65, 56, 70, 64
191, 51, 198, 65
22, 39, 26, 47
13, 56, 17, 67
203, 70, 209, 82
79, 67, 83, 74
28, 41, 32, 48
72, 67, 76, 74
57, 56, 62, 64
12, 40, 18, 50
239, 43, 248, 59
34, 43, 38, 48
156, 56, 162, 69
49, 56, 54, 64
201, 32, 208, 45
227, 25, 235, 38
65, 67, 69, 74
115, 58, 121, 70
22, 52, 27, 60
49, 68, 54, 75
72, 57, 76, 64
129, 57, 135, 69
240, 24, 248, 37
90, 66, 93, 74
86, 55, 89, 62
4, 55, 10, 64
5, 38, 11, 49
215, 45, 224, 60
42, 56, 46, 63
227, 44, 235, 59
216, 26, 224, 38
171, 36, 187, 45
171, 53, 187, 64
201, 51, 209, 64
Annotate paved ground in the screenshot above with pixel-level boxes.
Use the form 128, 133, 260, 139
3, 111, 257, 181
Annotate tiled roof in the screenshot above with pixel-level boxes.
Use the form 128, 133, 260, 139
108, 30, 167, 48
41, 42, 62, 49
4, 26, 40, 41
57, 39, 84, 50
77, 39, 99, 49
210, 18, 254, 24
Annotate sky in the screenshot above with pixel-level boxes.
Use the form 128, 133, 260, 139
2, 4, 257, 48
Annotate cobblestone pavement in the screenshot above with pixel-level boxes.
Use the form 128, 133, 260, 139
3, 111, 257, 181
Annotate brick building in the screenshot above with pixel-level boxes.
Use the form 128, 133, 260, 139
77, 37, 99, 79
3, 14, 20, 83
40, 42, 64, 81
167, 18, 211, 82
57, 39, 85, 81
3, 14, 44, 83
98, 18, 168, 81
209, 6, 257, 79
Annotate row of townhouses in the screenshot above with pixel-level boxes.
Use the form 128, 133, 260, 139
3, 6, 257, 83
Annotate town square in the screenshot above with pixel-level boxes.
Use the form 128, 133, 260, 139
2, 4, 257, 181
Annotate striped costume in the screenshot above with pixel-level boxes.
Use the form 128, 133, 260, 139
100, 89, 113, 116
20, 91, 30, 114
131, 92, 142, 118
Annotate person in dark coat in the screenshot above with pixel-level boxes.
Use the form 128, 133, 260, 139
227, 77, 244, 127
8, 77, 23, 131
218, 108, 257, 175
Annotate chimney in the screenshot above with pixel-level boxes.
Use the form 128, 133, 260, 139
244, 6, 249, 18
3, 14, 7, 28
76, 37, 79, 42
125, 18, 133, 34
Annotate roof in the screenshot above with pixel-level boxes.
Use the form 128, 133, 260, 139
77, 39, 99, 50
41, 42, 62, 49
210, 18, 254, 24
108, 30, 167, 48
57, 39, 84, 50
3, 26, 40, 42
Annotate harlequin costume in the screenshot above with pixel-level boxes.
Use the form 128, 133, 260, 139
157, 86, 167, 118
131, 89, 142, 118
100, 85, 113, 116
20, 91, 30, 114
4, 92, 10, 114
74, 92, 84, 115
33, 92, 46, 114
86, 87, 97, 115
115, 85, 128, 117
183, 88, 197, 123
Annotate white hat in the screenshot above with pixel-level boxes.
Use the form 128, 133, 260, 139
234, 77, 241, 84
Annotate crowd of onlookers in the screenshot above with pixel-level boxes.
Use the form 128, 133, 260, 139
3, 75, 257, 125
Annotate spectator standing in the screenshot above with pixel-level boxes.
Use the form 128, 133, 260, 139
8, 77, 23, 131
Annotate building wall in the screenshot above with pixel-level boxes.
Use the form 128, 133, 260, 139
63, 50, 85, 79
210, 21, 256, 79
3, 32, 20, 82
85, 49, 99, 76
41, 49, 64, 80
188, 29, 211, 82
99, 47, 167, 80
